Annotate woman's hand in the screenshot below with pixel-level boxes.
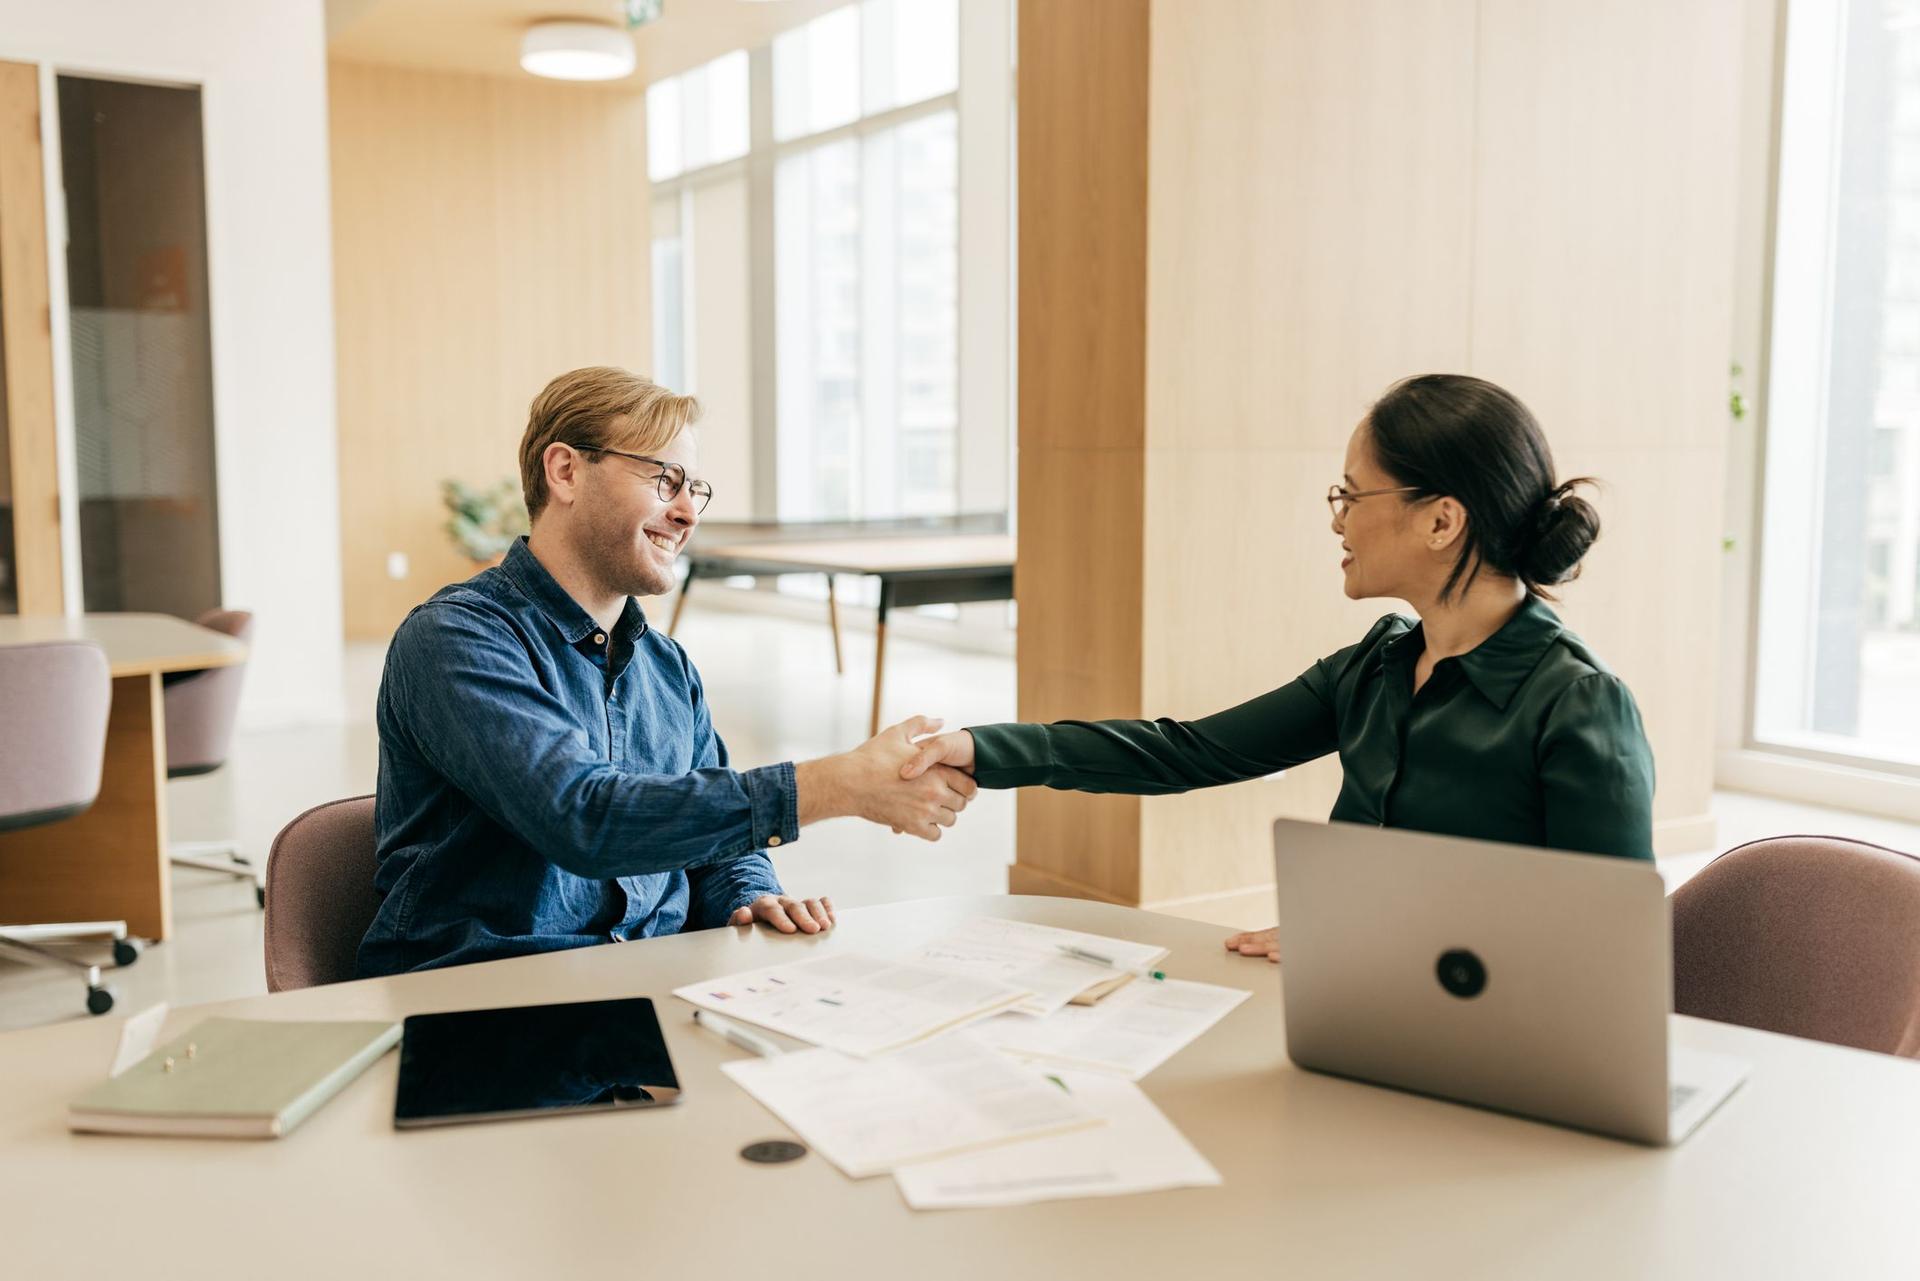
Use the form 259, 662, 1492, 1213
1224, 926, 1279, 963
899, 729, 976, 779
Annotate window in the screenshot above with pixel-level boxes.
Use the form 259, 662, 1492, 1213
1756, 0, 1920, 765
649, 0, 1002, 535
649, 52, 753, 520
651, 195, 686, 391
773, 0, 960, 520
647, 50, 749, 183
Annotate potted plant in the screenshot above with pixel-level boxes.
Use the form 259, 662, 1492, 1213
441, 478, 528, 567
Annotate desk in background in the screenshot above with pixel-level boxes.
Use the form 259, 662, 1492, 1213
0, 614, 247, 940
1, 894, 1913, 1278
673, 518, 1014, 735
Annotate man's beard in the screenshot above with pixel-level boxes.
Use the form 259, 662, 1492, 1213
580, 504, 674, 599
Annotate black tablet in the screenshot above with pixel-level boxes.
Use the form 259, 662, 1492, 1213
393, 996, 682, 1129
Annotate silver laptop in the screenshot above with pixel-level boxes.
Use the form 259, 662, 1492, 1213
1271, 819, 1747, 1146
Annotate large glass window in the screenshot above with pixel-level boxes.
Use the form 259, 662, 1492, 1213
647, 50, 749, 183
773, 0, 959, 520
650, 0, 987, 529
1757, 0, 1920, 765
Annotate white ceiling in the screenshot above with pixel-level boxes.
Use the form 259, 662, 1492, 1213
325, 0, 852, 83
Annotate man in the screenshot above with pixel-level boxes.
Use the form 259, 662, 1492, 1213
358, 366, 975, 977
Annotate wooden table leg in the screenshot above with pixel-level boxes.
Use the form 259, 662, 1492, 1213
826, 573, 844, 675
0, 673, 172, 940
667, 566, 695, 636
869, 583, 891, 738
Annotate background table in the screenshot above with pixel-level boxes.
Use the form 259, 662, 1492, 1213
0, 894, 1912, 1278
673, 523, 1015, 735
0, 614, 248, 940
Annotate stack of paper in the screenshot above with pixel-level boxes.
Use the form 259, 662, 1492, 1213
671, 952, 1029, 1057
974, 976, 1251, 1080
893, 1070, 1221, 1209
909, 918, 1172, 1016
691, 919, 1255, 1209
720, 1034, 1098, 1178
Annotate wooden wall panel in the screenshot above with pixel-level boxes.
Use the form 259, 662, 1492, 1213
1137, 0, 1478, 913
330, 62, 650, 640
0, 59, 63, 615
1470, 0, 1745, 853
1015, 0, 1747, 918
1011, 0, 1153, 900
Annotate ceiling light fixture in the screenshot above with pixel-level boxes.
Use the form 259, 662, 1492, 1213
519, 21, 637, 81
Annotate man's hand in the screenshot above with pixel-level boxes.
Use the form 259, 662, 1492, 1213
731, 894, 835, 934
794, 716, 978, 841
899, 729, 975, 780
1224, 926, 1280, 963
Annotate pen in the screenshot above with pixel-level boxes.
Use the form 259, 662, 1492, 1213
692, 1009, 784, 1058
1056, 943, 1166, 981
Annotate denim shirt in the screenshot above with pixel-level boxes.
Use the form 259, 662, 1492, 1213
357, 537, 796, 978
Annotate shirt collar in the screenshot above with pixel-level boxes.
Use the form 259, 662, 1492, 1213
1379, 594, 1565, 711
498, 537, 649, 648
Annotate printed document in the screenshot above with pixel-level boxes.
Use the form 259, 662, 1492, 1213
974, 977, 1251, 1079
910, 917, 1171, 1016
721, 1035, 1098, 1178
893, 1070, 1221, 1209
673, 951, 1030, 1057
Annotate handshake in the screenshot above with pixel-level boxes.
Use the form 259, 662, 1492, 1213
793, 717, 980, 842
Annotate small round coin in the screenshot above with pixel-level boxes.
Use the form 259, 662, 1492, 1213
740, 1139, 808, 1165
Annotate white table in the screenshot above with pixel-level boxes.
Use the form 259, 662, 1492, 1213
1, 895, 1914, 1278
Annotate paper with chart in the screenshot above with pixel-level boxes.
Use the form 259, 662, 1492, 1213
893, 1069, 1221, 1209
721, 1034, 1099, 1178
672, 951, 1030, 1057
975, 977, 1252, 1079
909, 917, 1172, 1016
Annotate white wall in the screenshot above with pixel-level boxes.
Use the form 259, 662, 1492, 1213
0, 0, 345, 726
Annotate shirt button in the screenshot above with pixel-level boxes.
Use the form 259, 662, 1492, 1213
765, 835, 782, 847
593, 632, 606, 646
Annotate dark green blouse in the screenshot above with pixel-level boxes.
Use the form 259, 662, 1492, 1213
970, 596, 1655, 860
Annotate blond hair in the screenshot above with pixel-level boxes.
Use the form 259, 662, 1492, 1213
518, 366, 700, 521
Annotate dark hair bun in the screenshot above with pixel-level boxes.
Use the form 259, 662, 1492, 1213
1518, 479, 1600, 587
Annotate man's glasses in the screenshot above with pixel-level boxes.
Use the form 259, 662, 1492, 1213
1325, 483, 1423, 519
575, 445, 714, 513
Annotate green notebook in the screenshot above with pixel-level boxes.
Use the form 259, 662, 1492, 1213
69, 1017, 401, 1139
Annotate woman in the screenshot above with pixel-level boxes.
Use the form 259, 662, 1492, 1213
901, 373, 1655, 961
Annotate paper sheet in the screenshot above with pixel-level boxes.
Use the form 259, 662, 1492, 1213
910, 917, 1171, 1016
721, 1035, 1099, 1178
109, 1002, 170, 1077
974, 977, 1251, 1080
673, 951, 1030, 1057
893, 1069, 1221, 1208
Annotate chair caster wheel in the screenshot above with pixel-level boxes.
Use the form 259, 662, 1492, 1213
87, 988, 115, 1016
255, 884, 266, 909
112, 938, 143, 967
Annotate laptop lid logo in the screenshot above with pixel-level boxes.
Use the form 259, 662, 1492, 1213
1436, 949, 1488, 999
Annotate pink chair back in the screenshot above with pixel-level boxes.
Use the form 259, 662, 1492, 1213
263, 795, 380, 992
0, 640, 111, 830
164, 608, 253, 776
1672, 835, 1920, 1058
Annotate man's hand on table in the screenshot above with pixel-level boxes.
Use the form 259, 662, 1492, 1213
731, 894, 836, 934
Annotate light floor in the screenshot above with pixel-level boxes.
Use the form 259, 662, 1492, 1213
3, 604, 1915, 1033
